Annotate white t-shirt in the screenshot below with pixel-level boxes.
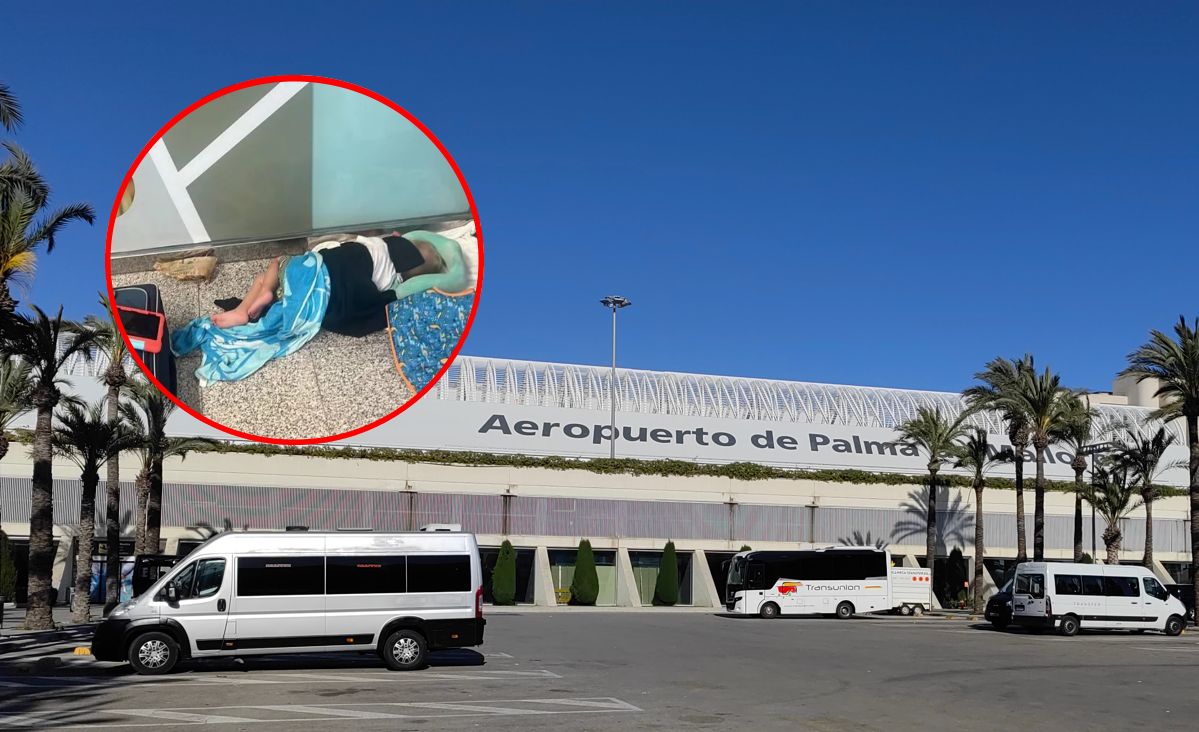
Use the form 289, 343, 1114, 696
311, 236, 399, 291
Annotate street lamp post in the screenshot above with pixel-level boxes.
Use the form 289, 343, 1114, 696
599, 296, 631, 460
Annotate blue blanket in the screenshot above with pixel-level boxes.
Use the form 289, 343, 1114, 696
172, 252, 331, 386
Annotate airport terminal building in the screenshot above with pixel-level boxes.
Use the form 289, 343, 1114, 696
0, 353, 1191, 610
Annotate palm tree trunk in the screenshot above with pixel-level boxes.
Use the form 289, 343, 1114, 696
0, 281, 15, 326
1033, 442, 1046, 562
1104, 527, 1121, 565
71, 468, 99, 623
104, 380, 122, 613
145, 457, 164, 553
1142, 492, 1154, 569
0, 433, 9, 462
973, 481, 984, 614
1072, 461, 1085, 562
926, 469, 938, 608
133, 470, 150, 555
1188, 413, 1198, 622
1014, 454, 1027, 562
24, 404, 55, 630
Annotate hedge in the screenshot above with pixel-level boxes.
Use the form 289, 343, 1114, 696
570, 539, 599, 606
3, 429, 1182, 497
492, 540, 516, 605
653, 541, 679, 606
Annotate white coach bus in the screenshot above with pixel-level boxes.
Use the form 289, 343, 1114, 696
724, 547, 931, 619
91, 530, 485, 674
1011, 561, 1186, 636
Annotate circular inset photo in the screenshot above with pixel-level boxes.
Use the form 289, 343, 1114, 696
105, 76, 482, 443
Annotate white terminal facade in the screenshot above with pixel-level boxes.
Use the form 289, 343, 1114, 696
0, 353, 1191, 609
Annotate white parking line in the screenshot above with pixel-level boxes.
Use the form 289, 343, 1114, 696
0, 668, 561, 689
0, 697, 642, 729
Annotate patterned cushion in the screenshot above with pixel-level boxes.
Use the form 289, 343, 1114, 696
386, 290, 474, 393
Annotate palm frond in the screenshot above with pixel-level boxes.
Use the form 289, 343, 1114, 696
0, 83, 23, 131
27, 202, 95, 253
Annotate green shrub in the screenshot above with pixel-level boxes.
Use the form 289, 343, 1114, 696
739, 545, 752, 552
492, 540, 516, 605
653, 541, 679, 606
570, 539, 599, 606
1080, 553, 1094, 564
0, 532, 15, 601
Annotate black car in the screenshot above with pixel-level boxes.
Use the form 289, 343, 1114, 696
985, 580, 1013, 629
1165, 583, 1196, 624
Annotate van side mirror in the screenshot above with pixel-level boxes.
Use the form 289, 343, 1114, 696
166, 583, 179, 603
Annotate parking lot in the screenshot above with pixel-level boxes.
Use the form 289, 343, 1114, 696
2, 612, 1198, 730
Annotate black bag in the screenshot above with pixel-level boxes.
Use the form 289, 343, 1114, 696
113, 284, 178, 394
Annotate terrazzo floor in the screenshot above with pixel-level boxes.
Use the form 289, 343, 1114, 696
111, 257, 413, 440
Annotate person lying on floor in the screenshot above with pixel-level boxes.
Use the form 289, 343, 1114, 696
171, 231, 469, 385
211, 231, 467, 337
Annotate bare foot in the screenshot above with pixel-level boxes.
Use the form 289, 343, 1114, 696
211, 308, 250, 328
245, 287, 276, 320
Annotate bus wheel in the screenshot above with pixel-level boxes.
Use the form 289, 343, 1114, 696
835, 602, 854, 620
383, 629, 428, 670
128, 631, 180, 675
1058, 615, 1080, 637
898, 604, 913, 616
1164, 615, 1184, 637
759, 602, 780, 619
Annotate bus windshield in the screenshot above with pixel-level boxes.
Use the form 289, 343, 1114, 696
728, 556, 745, 587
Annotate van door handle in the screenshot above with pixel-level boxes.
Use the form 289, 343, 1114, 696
218, 599, 227, 612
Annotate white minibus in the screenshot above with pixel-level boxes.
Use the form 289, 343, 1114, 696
724, 547, 931, 618
91, 530, 485, 674
1011, 561, 1186, 636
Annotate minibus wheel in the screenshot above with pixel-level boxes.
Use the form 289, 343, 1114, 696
128, 631, 180, 675
898, 604, 913, 616
835, 602, 854, 619
382, 629, 428, 671
1164, 615, 1184, 637
759, 602, 780, 619
1058, 615, 1080, 637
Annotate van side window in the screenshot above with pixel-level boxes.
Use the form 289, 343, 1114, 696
1104, 576, 1140, 597
327, 556, 407, 595
1054, 575, 1082, 595
407, 555, 471, 593
192, 559, 226, 599
237, 556, 324, 596
1081, 576, 1104, 595
1143, 577, 1169, 601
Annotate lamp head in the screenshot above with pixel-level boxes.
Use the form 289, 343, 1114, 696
600, 295, 631, 309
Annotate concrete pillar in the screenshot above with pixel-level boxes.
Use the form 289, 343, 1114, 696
531, 546, 557, 607
690, 549, 720, 608
164, 536, 180, 556
1151, 558, 1175, 586
51, 531, 74, 605
615, 547, 642, 608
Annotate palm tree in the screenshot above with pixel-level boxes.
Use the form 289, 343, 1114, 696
85, 295, 131, 613
52, 402, 140, 623
1082, 462, 1140, 565
0, 357, 33, 462
1121, 317, 1199, 603
0, 83, 95, 321
121, 380, 214, 554
965, 355, 1034, 561
1112, 423, 1176, 569
953, 428, 1013, 613
1056, 397, 1103, 562
2, 307, 99, 629
897, 406, 971, 605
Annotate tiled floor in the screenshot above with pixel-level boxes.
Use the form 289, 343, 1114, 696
111, 258, 412, 440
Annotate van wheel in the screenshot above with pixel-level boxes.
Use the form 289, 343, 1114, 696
835, 602, 854, 619
382, 629, 427, 671
911, 604, 924, 617
899, 604, 913, 616
128, 632, 180, 675
1058, 615, 1080, 637
759, 602, 780, 619
1164, 615, 1184, 637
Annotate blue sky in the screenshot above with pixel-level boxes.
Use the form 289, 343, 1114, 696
5, 2, 1196, 394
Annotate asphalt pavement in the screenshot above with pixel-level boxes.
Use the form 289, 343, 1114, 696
1, 612, 1197, 730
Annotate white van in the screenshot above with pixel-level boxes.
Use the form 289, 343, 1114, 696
1011, 561, 1186, 636
91, 531, 485, 674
